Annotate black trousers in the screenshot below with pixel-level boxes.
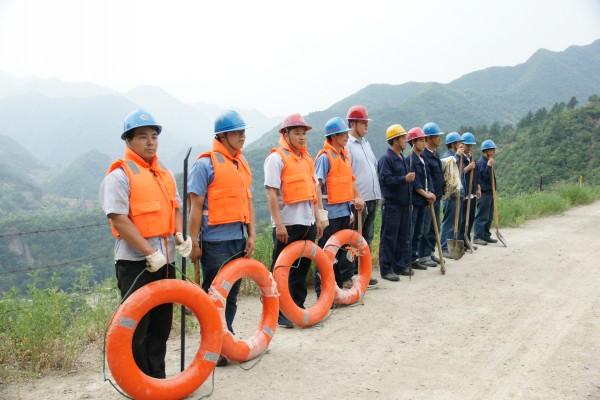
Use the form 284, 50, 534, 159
315, 215, 351, 297
115, 260, 175, 379
270, 224, 317, 308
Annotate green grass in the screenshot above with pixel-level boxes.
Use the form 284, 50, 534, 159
497, 183, 600, 227
1, 183, 598, 379
0, 268, 120, 381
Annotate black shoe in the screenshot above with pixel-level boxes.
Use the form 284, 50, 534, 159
417, 257, 437, 268
410, 261, 428, 270
216, 355, 228, 367
442, 251, 454, 260
397, 269, 414, 276
381, 273, 400, 282
430, 255, 441, 264
277, 314, 293, 329
484, 237, 498, 243
367, 278, 379, 288
473, 238, 488, 246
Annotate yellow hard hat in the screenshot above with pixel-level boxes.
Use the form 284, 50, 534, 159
386, 124, 407, 140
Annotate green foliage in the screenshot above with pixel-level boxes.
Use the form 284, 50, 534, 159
0, 271, 119, 380
496, 96, 600, 195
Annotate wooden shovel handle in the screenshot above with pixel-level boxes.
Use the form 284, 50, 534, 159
464, 164, 474, 235
453, 154, 463, 236
193, 259, 201, 285
491, 165, 500, 228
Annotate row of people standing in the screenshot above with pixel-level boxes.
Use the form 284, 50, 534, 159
100, 105, 500, 376
186, 106, 385, 363
377, 121, 499, 282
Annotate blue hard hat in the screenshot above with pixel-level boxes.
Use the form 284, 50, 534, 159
461, 132, 476, 145
325, 117, 350, 136
481, 139, 497, 151
214, 110, 247, 134
445, 132, 462, 145
423, 122, 443, 136
122, 109, 162, 140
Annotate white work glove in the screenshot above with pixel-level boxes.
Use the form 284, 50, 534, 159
145, 250, 167, 273
319, 209, 329, 229
175, 232, 192, 258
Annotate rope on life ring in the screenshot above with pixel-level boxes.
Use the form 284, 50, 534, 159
323, 229, 372, 305
106, 279, 222, 400
273, 240, 335, 327
208, 258, 279, 362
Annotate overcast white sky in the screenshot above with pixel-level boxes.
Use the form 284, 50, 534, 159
1, 0, 599, 117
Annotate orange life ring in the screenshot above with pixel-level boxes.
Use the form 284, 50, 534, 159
323, 229, 372, 305
209, 258, 279, 362
106, 279, 222, 400
273, 240, 335, 327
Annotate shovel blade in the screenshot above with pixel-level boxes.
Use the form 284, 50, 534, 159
495, 229, 508, 247
463, 234, 474, 254
447, 239, 464, 260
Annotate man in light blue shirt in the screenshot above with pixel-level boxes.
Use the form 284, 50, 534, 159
346, 105, 381, 287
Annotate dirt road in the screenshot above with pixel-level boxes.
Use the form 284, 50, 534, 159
4, 202, 600, 399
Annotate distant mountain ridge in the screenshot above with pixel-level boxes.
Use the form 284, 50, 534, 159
0, 76, 280, 170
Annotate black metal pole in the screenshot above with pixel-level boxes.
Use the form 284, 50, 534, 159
180, 147, 192, 372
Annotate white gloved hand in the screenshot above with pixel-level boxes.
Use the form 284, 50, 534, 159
318, 209, 329, 229
175, 232, 193, 258
145, 250, 167, 273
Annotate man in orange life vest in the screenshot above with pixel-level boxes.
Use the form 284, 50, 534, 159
314, 117, 365, 297
188, 110, 256, 366
99, 109, 192, 379
264, 113, 322, 329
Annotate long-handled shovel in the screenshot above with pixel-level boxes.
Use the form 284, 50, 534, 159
429, 205, 445, 275
463, 164, 475, 253
447, 154, 464, 260
491, 165, 507, 247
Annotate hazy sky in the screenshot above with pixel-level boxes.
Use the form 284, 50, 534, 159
1, 0, 599, 117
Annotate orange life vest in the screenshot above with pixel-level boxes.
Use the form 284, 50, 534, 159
199, 139, 252, 225
316, 140, 355, 204
269, 136, 317, 205
107, 146, 178, 239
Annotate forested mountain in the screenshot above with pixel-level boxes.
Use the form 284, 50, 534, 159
44, 150, 113, 200
489, 96, 600, 192
242, 40, 600, 221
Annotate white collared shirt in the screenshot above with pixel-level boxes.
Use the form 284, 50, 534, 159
346, 134, 381, 201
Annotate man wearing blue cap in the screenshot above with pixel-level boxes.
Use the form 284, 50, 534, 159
188, 110, 256, 366
460, 132, 479, 248
418, 122, 445, 268
100, 109, 190, 378
440, 132, 464, 259
315, 117, 364, 295
474, 140, 498, 245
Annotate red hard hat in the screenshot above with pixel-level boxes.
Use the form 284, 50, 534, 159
407, 127, 426, 142
279, 113, 312, 133
346, 105, 371, 121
